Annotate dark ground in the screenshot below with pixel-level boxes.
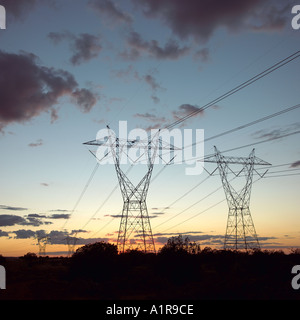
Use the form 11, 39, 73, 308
0, 246, 299, 300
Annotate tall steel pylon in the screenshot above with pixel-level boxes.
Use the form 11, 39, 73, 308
205, 146, 271, 250
85, 126, 177, 253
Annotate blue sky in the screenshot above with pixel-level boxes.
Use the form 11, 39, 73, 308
0, 0, 299, 255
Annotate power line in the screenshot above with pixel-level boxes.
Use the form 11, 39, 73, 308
263, 173, 300, 178
153, 175, 213, 229
132, 103, 300, 166
160, 177, 262, 233
61, 162, 99, 230
218, 130, 300, 155
183, 103, 300, 151
163, 50, 300, 130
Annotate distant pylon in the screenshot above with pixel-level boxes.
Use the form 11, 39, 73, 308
35, 233, 50, 256
205, 146, 271, 250
65, 235, 78, 256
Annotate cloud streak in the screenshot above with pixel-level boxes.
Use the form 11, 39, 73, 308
121, 31, 189, 61
0, 205, 27, 211
290, 160, 300, 168
28, 139, 44, 147
88, 0, 132, 25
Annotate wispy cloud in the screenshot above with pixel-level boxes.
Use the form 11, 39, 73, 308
48, 31, 103, 66
28, 139, 43, 147
252, 123, 300, 140
0, 205, 27, 211
121, 31, 190, 61
290, 160, 300, 168
40, 183, 49, 187
88, 0, 132, 25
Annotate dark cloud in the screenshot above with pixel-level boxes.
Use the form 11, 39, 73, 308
134, 103, 207, 130
104, 214, 123, 218
172, 104, 204, 121
25, 216, 51, 227
153, 231, 204, 237
0, 230, 9, 237
290, 160, 300, 168
0, 50, 98, 130
153, 234, 278, 246
0, 215, 32, 227
0, 214, 40, 227
27, 214, 47, 218
0, 211, 72, 227
72, 88, 98, 113
0, 204, 27, 211
13, 229, 36, 239
40, 183, 49, 187
143, 74, 164, 92
70, 229, 88, 235
48, 214, 70, 220
70, 33, 102, 66
0, 0, 38, 20
88, 0, 132, 25
28, 139, 43, 147
132, 0, 290, 42
48, 32, 103, 66
252, 123, 300, 141
47, 230, 69, 244
134, 112, 166, 130
194, 48, 210, 63
252, 128, 287, 140
121, 31, 189, 60
150, 212, 166, 216
11, 228, 109, 244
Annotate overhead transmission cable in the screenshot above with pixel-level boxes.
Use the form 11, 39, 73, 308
182, 103, 300, 151
160, 177, 262, 233
61, 162, 99, 230
163, 50, 300, 130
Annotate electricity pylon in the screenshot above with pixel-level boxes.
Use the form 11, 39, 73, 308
84, 126, 177, 253
65, 235, 78, 256
35, 233, 50, 256
205, 146, 271, 250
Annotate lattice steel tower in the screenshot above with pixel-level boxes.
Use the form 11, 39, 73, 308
65, 235, 78, 256
35, 233, 50, 256
85, 126, 177, 253
205, 146, 271, 250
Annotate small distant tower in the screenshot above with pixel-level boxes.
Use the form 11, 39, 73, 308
35, 233, 50, 256
65, 235, 78, 256
205, 146, 271, 250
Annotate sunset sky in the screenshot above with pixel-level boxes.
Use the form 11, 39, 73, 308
0, 0, 299, 256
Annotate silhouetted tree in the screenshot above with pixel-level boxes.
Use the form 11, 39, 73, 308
159, 235, 201, 255
72, 241, 118, 258
71, 241, 118, 280
0, 254, 5, 265
21, 252, 38, 260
